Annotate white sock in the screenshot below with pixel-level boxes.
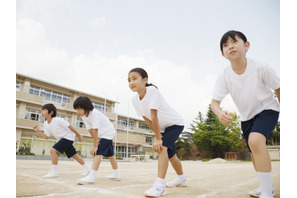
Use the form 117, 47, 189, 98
89, 169, 97, 179
83, 163, 90, 169
113, 169, 120, 175
257, 172, 273, 196
178, 174, 186, 182
51, 164, 58, 174
155, 177, 165, 185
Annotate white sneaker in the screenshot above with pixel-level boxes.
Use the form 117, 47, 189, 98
166, 177, 187, 188
144, 181, 167, 197
106, 173, 121, 181
249, 186, 275, 197
77, 174, 95, 185
43, 171, 58, 179
82, 166, 91, 176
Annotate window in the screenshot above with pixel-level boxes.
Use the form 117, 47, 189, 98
116, 146, 136, 158
76, 118, 86, 128
92, 101, 107, 113
25, 109, 45, 123
29, 85, 70, 106
118, 119, 134, 129
145, 137, 153, 145
139, 123, 152, 132
16, 81, 20, 91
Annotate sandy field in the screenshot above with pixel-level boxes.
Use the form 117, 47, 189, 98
16, 159, 280, 198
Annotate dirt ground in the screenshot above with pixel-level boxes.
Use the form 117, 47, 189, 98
16, 159, 280, 198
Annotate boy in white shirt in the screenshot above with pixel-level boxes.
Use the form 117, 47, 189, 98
73, 96, 121, 184
33, 103, 91, 179
211, 30, 280, 198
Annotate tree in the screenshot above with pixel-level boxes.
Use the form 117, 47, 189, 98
191, 104, 245, 158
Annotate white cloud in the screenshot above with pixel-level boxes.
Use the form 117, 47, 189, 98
90, 17, 106, 28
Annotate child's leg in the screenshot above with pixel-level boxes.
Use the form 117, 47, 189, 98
157, 146, 169, 179
249, 132, 273, 196
50, 148, 59, 165
72, 154, 85, 165
169, 154, 183, 175
249, 132, 271, 172
92, 155, 102, 171
109, 155, 118, 170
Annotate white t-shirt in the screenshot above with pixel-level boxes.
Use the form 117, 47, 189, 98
44, 117, 75, 141
131, 86, 184, 132
212, 58, 280, 121
82, 109, 115, 140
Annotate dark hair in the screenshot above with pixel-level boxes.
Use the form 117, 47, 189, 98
128, 67, 158, 89
73, 96, 94, 115
42, 104, 57, 118
220, 30, 247, 52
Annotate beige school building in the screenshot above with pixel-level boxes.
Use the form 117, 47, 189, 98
16, 73, 156, 159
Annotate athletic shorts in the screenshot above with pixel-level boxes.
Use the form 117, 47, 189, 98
161, 125, 184, 159
53, 138, 77, 158
241, 110, 279, 152
96, 138, 114, 157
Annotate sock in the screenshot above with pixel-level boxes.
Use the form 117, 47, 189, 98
83, 163, 90, 169
156, 177, 165, 185
113, 169, 120, 175
257, 172, 273, 196
51, 164, 58, 174
178, 174, 186, 182
89, 169, 97, 179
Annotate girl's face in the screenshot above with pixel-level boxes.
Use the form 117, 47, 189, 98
222, 35, 250, 61
41, 109, 52, 119
128, 72, 147, 92
75, 108, 85, 117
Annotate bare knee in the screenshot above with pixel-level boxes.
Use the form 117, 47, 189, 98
248, 133, 266, 153
50, 148, 57, 155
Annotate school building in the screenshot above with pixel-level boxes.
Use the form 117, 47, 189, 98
16, 73, 156, 159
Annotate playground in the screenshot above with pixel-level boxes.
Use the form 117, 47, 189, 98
16, 159, 280, 198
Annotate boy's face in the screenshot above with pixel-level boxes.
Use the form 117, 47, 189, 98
41, 109, 52, 118
128, 72, 147, 92
75, 108, 85, 117
222, 35, 250, 61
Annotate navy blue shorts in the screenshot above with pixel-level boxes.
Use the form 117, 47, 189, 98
96, 138, 114, 157
161, 125, 184, 159
241, 110, 279, 152
53, 138, 77, 158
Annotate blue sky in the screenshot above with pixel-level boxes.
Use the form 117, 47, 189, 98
15, 0, 280, 130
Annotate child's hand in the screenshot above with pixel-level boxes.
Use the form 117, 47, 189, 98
152, 139, 163, 153
33, 125, 39, 132
78, 135, 83, 142
89, 147, 98, 156
218, 110, 232, 126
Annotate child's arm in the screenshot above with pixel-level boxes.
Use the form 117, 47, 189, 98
145, 109, 163, 153
88, 129, 94, 138
68, 125, 83, 142
89, 129, 99, 156
211, 99, 232, 126
275, 88, 280, 103
33, 125, 49, 139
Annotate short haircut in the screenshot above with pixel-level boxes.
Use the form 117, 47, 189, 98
220, 30, 247, 52
73, 96, 94, 115
42, 103, 57, 118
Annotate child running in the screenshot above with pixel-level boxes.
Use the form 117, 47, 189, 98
128, 68, 187, 197
73, 96, 121, 184
33, 103, 91, 179
211, 30, 280, 198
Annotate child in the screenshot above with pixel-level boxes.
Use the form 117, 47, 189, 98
211, 30, 280, 198
73, 96, 121, 184
128, 68, 187, 197
33, 103, 91, 179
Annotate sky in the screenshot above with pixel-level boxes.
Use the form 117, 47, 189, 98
15, 0, 280, 130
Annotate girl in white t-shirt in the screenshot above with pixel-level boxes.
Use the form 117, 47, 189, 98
211, 30, 280, 198
33, 104, 90, 179
73, 96, 121, 185
128, 68, 186, 197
